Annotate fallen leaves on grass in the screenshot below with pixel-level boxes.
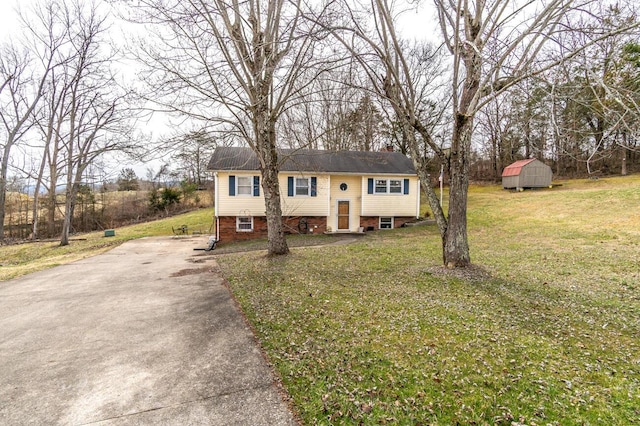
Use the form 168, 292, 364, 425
217, 178, 640, 425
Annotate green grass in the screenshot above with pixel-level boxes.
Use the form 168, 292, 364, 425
217, 175, 640, 425
0, 208, 216, 281
2, 176, 639, 423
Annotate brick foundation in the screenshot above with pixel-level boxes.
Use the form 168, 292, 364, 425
217, 215, 414, 243
216, 216, 327, 243
283, 216, 327, 235
360, 216, 415, 231
217, 216, 268, 242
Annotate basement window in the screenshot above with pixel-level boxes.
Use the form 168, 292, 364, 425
236, 216, 253, 232
379, 217, 393, 229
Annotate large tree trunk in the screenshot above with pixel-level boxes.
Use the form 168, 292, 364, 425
443, 113, 472, 267
261, 161, 289, 256
46, 148, 60, 236
442, 42, 480, 268
60, 160, 79, 246
256, 115, 289, 256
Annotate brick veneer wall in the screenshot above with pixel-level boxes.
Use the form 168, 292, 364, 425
394, 217, 415, 229
217, 216, 268, 242
217, 216, 328, 242
217, 215, 414, 243
359, 216, 379, 231
283, 216, 327, 235
360, 216, 415, 230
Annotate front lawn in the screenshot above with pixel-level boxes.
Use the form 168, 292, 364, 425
217, 176, 640, 425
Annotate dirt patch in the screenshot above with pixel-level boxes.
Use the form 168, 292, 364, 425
192, 254, 218, 260
424, 264, 494, 283
170, 267, 213, 277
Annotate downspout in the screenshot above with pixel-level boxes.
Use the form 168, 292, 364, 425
416, 178, 421, 218
361, 176, 365, 218
326, 175, 331, 231
214, 172, 220, 241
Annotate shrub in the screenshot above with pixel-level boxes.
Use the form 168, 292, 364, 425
148, 187, 182, 212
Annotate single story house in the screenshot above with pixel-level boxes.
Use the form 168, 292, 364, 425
502, 158, 553, 190
208, 147, 421, 242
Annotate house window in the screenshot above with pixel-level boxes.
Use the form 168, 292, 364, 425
380, 217, 393, 229
369, 178, 408, 195
288, 176, 317, 197
237, 176, 252, 196
229, 175, 259, 197
236, 216, 253, 232
375, 179, 388, 193
296, 177, 310, 196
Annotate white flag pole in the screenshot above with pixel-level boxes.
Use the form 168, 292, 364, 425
439, 164, 444, 206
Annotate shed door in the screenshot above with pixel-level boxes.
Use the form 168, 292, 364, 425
337, 201, 350, 230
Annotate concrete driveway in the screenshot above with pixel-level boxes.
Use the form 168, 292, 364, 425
0, 237, 297, 425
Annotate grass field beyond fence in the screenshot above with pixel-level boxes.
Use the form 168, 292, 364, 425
217, 176, 640, 425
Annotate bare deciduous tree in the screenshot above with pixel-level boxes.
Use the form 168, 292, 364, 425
56, 1, 133, 246
21, 0, 135, 245
544, 4, 640, 176
130, 0, 331, 255
434, 0, 640, 265
325, 0, 451, 264
279, 66, 379, 151
165, 129, 220, 186
0, 35, 58, 241
327, 0, 638, 267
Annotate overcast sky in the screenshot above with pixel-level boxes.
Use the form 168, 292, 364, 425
0, 0, 21, 39
0, 0, 168, 179
1, 0, 437, 180
1, 0, 436, 42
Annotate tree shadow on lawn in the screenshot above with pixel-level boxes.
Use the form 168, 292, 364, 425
424, 262, 637, 342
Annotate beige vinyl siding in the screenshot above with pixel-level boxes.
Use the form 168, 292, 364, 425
327, 175, 362, 232
280, 174, 329, 216
217, 172, 330, 217
216, 172, 265, 216
361, 176, 419, 217
217, 172, 419, 220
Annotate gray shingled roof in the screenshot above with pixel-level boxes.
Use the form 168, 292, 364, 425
207, 147, 416, 175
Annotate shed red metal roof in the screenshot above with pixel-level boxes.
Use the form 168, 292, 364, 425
502, 159, 537, 177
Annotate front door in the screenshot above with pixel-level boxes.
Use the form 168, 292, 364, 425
337, 200, 350, 231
